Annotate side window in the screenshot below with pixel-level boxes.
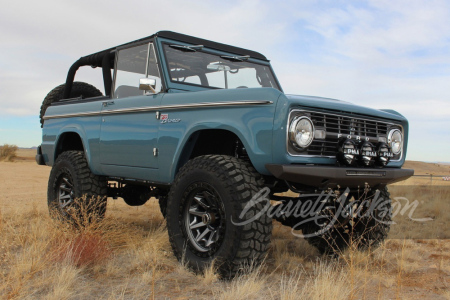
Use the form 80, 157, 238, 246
113, 44, 148, 98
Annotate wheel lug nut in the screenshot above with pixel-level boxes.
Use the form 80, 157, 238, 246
202, 213, 211, 225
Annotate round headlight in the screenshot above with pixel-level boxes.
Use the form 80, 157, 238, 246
289, 116, 314, 149
388, 129, 403, 155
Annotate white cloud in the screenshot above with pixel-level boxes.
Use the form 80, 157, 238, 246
297, 0, 450, 58
0, 0, 291, 117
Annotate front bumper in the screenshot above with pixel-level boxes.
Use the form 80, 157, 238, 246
265, 164, 414, 189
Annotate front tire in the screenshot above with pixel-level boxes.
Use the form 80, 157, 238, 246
47, 151, 107, 224
167, 155, 272, 278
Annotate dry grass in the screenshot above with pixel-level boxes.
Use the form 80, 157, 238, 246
389, 182, 450, 239
0, 158, 449, 299
216, 264, 267, 300
0, 144, 18, 162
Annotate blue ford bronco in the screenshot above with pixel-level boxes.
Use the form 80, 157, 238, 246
37, 31, 413, 276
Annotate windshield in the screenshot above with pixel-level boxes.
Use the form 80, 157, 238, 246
163, 44, 280, 90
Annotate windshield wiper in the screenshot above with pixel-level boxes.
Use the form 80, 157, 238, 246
220, 55, 250, 62
169, 44, 204, 52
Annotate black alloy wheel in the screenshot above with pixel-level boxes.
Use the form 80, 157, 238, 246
55, 173, 75, 216
182, 183, 226, 255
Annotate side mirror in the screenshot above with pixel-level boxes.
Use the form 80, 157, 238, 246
139, 76, 162, 94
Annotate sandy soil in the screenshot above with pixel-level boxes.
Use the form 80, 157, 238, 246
0, 160, 49, 205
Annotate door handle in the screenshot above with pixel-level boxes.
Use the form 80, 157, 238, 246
102, 101, 115, 107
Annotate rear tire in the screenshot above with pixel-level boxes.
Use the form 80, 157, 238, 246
47, 151, 107, 224
166, 155, 272, 278
40, 82, 103, 127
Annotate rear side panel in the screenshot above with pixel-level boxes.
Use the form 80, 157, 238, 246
41, 99, 104, 173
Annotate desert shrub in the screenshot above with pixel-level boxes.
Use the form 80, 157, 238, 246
0, 144, 18, 161
49, 196, 113, 267
52, 232, 111, 267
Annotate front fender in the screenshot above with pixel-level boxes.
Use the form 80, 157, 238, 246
169, 123, 269, 180
157, 89, 282, 183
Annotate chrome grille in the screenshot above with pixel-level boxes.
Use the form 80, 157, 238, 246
306, 111, 390, 157
310, 112, 389, 137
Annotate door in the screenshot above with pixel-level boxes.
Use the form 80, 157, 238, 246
99, 42, 163, 180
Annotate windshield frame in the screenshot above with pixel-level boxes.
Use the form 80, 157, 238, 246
158, 40, 282, 92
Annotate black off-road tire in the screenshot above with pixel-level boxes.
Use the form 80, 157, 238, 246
40, 82, 103, 127
48, 151, 107, 224
302, 187, 392, 255
167, 155, 272, 278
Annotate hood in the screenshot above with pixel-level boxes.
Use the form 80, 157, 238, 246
285, 94, 406, 122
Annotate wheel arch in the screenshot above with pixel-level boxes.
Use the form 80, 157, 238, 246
174, 128, 254, 178
54, 128, 92, 167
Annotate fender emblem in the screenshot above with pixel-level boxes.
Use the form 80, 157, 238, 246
160, 114, 181, 124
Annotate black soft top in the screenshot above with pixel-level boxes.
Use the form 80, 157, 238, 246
84, 31, 269, 67
64, 31, 268, 99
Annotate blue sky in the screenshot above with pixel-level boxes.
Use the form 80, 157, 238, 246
1, 0, 449, 161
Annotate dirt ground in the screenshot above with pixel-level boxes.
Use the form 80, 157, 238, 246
0, 150, 449, 299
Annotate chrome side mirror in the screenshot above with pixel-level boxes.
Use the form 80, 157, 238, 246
139, 76, 162, 94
